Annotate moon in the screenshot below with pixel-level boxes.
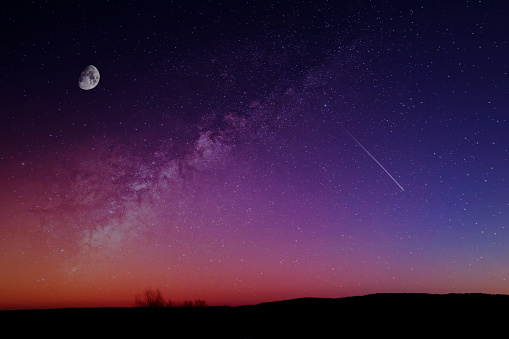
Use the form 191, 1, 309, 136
79, 65, 100, 90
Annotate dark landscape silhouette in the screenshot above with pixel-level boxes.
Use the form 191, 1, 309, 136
1, 293, 507, 338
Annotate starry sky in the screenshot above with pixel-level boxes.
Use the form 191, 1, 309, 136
1, 0, 508, 310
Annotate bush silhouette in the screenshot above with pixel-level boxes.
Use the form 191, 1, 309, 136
133, 288, 207, 308
181, 299, 194, 307
133, 288, 166, 307
194, 299, 207, 307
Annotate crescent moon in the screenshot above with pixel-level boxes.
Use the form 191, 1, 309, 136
79, 65, 100, 90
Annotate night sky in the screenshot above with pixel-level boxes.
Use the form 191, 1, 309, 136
1, 0, 508, 310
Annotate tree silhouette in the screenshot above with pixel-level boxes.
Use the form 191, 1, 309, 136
133, 288, 166, 307
194, 299, 207, 307
133, 288, 208, 308
181, 300, 194, 307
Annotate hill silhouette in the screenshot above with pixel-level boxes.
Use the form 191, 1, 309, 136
1, 293, 506, 338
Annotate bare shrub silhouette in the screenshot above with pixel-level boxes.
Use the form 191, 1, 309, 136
194, 299, 207, 307
133, 288, 207, 308
133, 288, 166, 307
181, 300, 194, 307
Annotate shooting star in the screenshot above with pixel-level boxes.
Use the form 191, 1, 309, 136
341, 124, 405, 192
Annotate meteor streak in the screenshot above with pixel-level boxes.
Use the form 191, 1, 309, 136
341, 124, 405, 192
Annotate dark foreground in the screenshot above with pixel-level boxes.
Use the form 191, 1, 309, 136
1, 293, 507, 338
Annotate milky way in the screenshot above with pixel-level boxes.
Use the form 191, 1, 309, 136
1, 1, 508, 309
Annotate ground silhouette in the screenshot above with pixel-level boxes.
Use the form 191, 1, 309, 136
1, 293, 506, 338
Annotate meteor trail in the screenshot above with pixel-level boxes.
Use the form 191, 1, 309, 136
341, 124, 405, 192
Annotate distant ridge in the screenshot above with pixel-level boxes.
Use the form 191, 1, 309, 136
249, 292, 509, 309
2, 293, 507, 338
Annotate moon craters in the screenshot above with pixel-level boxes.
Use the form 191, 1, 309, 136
79, 65, 100, 90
